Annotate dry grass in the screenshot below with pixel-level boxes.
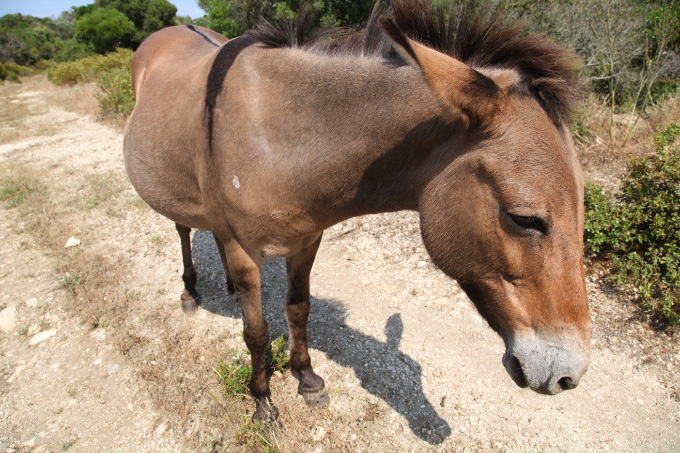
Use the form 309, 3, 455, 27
79, 173, 127, 210
575, 90, 680, 189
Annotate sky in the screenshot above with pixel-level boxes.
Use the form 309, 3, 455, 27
0, 0, 205, 19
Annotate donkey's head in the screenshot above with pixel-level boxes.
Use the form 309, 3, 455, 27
384, 21, 590, 394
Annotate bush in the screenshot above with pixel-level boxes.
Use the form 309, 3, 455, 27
585, 123, 680, 325
33, 59, 52, 70
48, 48, 133, 86
97, 67, 134, 117
54, 39, 95, 63
0, 62, 34, 82
74, 8, 135, 54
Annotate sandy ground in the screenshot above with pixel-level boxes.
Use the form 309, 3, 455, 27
0, 76, 679, 452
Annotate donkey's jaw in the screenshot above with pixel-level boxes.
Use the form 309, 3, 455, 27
502, 334, 589, 395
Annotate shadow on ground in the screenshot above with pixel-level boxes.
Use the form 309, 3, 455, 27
190, 230, 451, 444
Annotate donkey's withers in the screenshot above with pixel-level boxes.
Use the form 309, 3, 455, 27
124, 0, 590, 423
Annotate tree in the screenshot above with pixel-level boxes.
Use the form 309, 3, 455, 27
74, 8, 135, 54
144, 0, 179, 34
0, 13, 65, 65
79, 0, 178, 47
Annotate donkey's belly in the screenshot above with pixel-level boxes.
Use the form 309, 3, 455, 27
123, 123, 209, 230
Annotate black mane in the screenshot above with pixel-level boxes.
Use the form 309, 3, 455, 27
250, 0, 580, 122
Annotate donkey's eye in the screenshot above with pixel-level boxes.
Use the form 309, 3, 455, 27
507, 213, 547, 235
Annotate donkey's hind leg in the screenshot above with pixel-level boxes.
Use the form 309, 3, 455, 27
176, 223, 200, 313
286, 234, 328, 407
212, 233, 235, 295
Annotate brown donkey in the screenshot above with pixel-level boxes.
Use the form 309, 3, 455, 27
124, 0, 590, 422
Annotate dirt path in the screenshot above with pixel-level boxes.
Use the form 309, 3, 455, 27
1, 76, 679, 452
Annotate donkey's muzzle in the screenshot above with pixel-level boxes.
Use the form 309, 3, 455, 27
502, 335, 589, 395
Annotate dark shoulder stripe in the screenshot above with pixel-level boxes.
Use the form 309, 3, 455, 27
205, 34, 258, 153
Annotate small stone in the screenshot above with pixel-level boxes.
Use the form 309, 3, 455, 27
311, 426, 326, 442
29, 329, 57, 345
108, 364, 120, 375
94, 359, 102, 366
7, 365, 25, 384
0, 306, 17, 332
26, 298, 39, 308
154, 422, 167, 436
65, 237, 81, 248
667, 362, 674, 371
23, 438, 35, 447
89, 329, 106, 341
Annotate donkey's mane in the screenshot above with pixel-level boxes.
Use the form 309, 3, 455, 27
250, 0, 580, 122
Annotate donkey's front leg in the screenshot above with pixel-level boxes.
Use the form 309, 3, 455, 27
217, 237, 277, 422
286, 234, 329, 407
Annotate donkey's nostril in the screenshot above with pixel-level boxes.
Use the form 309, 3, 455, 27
558, 376, 577, 390
507, 354, 528, 388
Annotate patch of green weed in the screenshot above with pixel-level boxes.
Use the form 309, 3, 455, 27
585, 122, 680, 326
0, 169, 39, 208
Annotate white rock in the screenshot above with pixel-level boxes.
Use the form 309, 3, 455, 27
311, 426, 326, 442
154, 422, 167, 436
64, 237, 81, 248
90, 329, 106, 341
0, 306, 17, 331
29, 329, 56, 345
7, 365, 25, 384
25, 298, 39, 307
94, 358, 102, 366
108, 364, 120, 375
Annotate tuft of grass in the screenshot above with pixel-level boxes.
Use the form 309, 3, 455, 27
266, 334, 290, 373
60, 272, 83, 295
214, 350, 252, 400
235, 417, 279, 453
0, 167, 40, 208
214, 335, 290, 400
81, 174, 126, 209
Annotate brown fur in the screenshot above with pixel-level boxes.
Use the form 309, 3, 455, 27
124, 0, 590, 424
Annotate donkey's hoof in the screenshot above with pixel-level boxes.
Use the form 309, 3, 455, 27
253, 401, 279, 423
299, 387, 330, 407
180, 291, 199, 314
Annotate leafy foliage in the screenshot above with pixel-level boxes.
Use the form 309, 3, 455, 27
196, 0, 379, 37
48, 48, 134, 117
0, 13, 70, 65
48, 48, 133, 85
95, 0, 178, 46
97, 67, 135, 117
74, 8, 136, 54
585, 123, 680, 325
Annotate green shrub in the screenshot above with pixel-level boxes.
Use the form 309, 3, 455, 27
48, 48, 133, 86
0, 62, 6, 81
97, 67, 135, 117
585, 122, 680, 325
54, 39, 95, 63
33, 59, 52, 71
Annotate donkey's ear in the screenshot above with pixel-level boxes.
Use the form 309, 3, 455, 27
381, 19, 502, 127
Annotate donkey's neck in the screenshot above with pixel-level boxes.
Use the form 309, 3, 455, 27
236, 48, 452, 225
